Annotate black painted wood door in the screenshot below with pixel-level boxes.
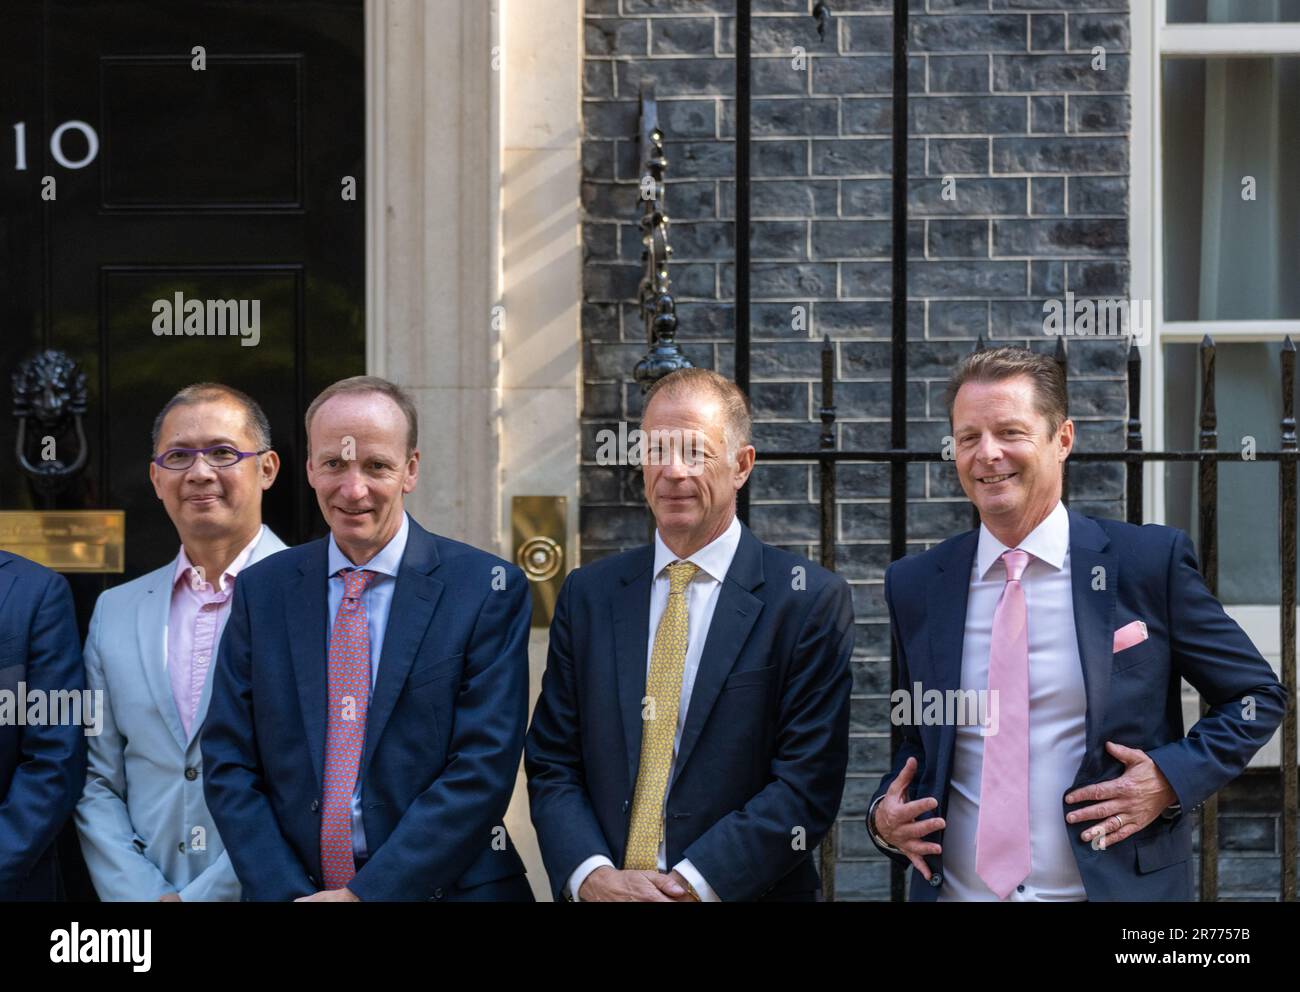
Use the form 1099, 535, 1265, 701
1, 0, 365, 598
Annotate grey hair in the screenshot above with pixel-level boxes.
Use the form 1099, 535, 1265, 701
642, 368, 753, 463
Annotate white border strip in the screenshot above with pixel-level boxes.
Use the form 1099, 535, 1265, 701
1163, 23, 1300, 56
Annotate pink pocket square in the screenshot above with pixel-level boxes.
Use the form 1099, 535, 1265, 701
1113, 620, 1149, 653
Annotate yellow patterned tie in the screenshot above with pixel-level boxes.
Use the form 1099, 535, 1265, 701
624, 560, 699, 870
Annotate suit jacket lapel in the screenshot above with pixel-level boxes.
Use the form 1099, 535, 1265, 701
0, 558, 16, 638
1067, 510, 1117, 779
672, 526, 764, 783
926, 530, 977, 774
613, 548, 654, 788
191, 528, 289, 745
361, 520, 443, 778
137, 562, 187, 752
289, 541, 330, 790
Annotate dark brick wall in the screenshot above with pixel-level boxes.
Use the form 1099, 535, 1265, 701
1197, 772, 1300, 901
577, 0, 1292, 901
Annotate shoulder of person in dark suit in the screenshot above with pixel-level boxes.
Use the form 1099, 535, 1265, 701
0, 550, 88, 899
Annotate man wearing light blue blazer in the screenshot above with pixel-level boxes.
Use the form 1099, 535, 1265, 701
76, 384, 286, 901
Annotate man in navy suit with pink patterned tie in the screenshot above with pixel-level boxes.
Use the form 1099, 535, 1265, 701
868, 347, 1284, 901
203, 376, 533, 901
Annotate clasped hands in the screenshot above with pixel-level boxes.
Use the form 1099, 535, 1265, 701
578, 865, 697, 902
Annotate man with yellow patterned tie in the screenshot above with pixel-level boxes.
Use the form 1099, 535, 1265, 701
526, 369, 855, 901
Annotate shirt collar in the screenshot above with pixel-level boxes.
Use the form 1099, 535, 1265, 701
976, 499, 1069, 580
328, 511, 410, 579
173, 524, 265, 593
653, 514, 743, 585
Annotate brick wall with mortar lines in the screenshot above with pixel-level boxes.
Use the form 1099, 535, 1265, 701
580, 0, 1136, 900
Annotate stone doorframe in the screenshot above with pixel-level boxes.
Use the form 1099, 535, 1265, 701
365, 0, 583, 900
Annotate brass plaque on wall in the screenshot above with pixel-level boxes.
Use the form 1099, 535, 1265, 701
0, 511, 126, 573
513, 496, 567, 627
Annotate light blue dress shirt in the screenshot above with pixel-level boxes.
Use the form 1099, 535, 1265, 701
325, 511, 410, 862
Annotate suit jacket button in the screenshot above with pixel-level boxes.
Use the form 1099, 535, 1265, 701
929, 873, 943, 888
434, 888, 444, 900
622, 801, 630, 814
311, 800, 320, 812
184, 767, 198, 781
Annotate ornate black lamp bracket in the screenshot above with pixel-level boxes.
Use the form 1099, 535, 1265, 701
813, 2, 832, 41
633, 80, 692, 393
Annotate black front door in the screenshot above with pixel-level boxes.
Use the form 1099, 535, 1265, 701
0, 0, 366, 897
2, 0, 365, 592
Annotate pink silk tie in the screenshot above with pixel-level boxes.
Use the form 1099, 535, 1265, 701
320, 568, 376, 890
976, 548, 1031, 899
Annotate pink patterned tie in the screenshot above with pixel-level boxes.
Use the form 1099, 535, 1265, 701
976, 548, 1031, 899
320, 568, 376, 890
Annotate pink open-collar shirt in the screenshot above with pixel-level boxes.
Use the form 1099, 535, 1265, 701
167, 526, 264, 738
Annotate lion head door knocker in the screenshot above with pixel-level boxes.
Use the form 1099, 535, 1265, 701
12, 349, 89, 498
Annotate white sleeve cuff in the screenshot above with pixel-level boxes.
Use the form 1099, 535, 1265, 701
673, 859, 720, 902
868, 795, 904, 854
567, 855, 616, 902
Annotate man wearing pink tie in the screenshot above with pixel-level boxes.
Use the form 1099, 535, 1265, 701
202, 376, 533, 901
868, 347, 1284, 901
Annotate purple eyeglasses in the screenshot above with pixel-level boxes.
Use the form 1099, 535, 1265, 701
151, 445, 270, 470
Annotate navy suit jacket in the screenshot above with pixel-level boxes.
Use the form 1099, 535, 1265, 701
0, 551, 87, 900
201, 516, 533, 901
525, 523, 854, 902
870, 510, 1286, 901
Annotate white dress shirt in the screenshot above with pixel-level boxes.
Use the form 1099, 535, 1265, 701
568, 515, 743, 902
872, 500, 1089, 901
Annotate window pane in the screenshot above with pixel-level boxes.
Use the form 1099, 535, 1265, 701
1162, 57, 1300, 321
1163, 341, 1299, 604
1168, 0, 1300, 22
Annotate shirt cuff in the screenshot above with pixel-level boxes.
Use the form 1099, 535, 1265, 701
673, 859, 719, 902
868, 795, 904, 854
567, 855, 615, 902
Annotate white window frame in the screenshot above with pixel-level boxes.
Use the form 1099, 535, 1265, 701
1131, 4, 1299, 765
